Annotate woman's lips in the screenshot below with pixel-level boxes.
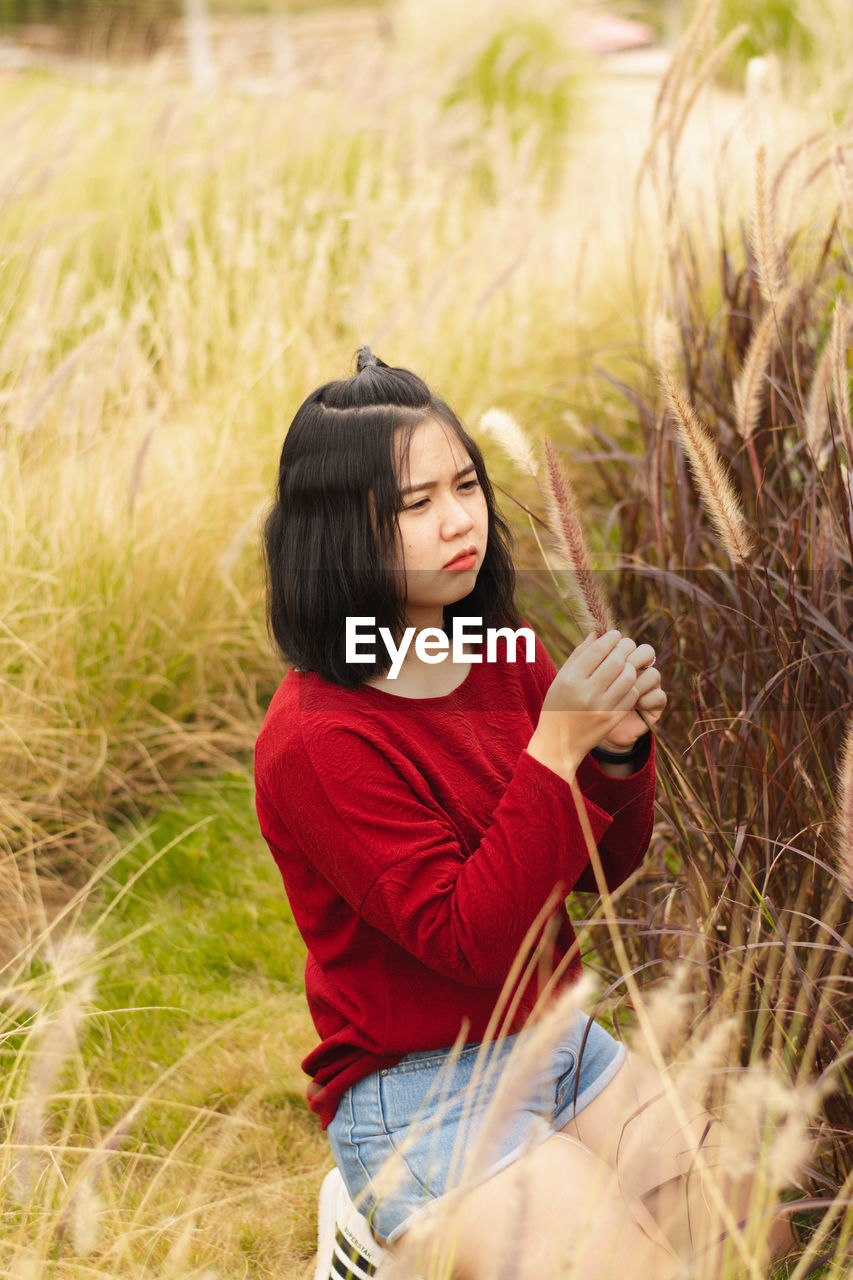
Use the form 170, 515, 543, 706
443, 552, 477, 570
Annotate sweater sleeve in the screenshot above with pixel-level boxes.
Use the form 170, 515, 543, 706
527, 630, 657, 895
257, 719, 617, 989
570, 741, 657, 893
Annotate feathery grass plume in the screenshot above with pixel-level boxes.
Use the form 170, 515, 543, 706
66, 1177, 104, 1257
668, 24, 749, 167
660, 371, 753, 566
804, 323, 839, 459
637, 0, 729, 201
734, 287, 793, 439
479, 407, 540, 477
650, 313, 680, 373
666, 1015, 740, 1111
633, 962, 695, 1061
387, 978, 690, 1280
805, 302, 852, 459
751, 145, 784, 305
650, 0, 717, 141
541, 438, 615, 635
770, 126, 826, 232
837, 716, 853, 896
455, 977, 601, 1188
834, 144, 853, 228
11, 933, 96, 1204
723, 1067, 820, 1185
831, 299, 853, 460
627, 972, 817, 1279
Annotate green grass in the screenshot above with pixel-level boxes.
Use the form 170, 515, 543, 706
1, 771, 328, 1277
90, 771, 306, 1094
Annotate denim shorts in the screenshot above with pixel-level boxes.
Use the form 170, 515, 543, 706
326, 1013, 626, 1244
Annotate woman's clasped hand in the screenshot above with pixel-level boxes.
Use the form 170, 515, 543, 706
529, 631, 667, 780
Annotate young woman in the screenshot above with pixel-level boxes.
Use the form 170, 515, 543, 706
254, 351, 784, 1279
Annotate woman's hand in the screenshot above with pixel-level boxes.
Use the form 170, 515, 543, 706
596, 643, 667, 753
527, 631, 644, 782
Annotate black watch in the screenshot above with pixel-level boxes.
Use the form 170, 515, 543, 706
590, 730, 652, 765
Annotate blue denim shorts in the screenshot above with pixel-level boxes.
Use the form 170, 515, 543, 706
326, 1014, 626, 1244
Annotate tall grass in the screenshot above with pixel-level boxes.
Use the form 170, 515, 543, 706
0, 778, 324, 1278
482, 14, 853, 1268
2, 0, 853, 1273
0, 0, 592, 881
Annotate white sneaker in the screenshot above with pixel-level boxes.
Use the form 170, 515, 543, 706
314, 1166, 390, 1280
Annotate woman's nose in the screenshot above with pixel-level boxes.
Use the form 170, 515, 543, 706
441, 495, 475, 535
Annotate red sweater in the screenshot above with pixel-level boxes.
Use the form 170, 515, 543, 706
253, 631, 656, 1128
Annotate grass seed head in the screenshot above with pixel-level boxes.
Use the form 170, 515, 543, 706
542, 439, 615, 635
650, 314, 681, 372
720, 1066, 819, 1185
734, 288, 793, 439
751, 144, 784, 305
633, 963, 695, 1062
835, 144, 853, 227
479, 408, 540, 478
807, 301, 853, 461
831, 300, 853, 460
804, 324, 838, 458
67, 1179, 104, 1257
837, 716, 853, 896
660, 371, 754, 566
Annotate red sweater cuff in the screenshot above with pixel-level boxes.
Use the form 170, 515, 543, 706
516, 748, 614, 848
577, 733, 657, 808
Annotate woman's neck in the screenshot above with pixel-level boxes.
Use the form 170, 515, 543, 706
365, 611, 471, 698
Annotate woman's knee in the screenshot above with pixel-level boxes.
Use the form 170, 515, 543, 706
386, 1133, 680, 1280
561, 1049, 706, 1167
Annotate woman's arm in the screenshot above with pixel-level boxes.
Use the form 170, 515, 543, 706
256, 717, 642, 990
570, 743, 656, 893
256, 632, 659, 989
525, 632, 644, 783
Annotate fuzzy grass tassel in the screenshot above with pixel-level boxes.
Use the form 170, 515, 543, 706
838, 717, 853, 898
831, 300, 853, 461
734, 288, 793, 439
479, 408, 540, 478
542, 439, 615, 635
661, 371, 753, 567
751, 145, 784, 306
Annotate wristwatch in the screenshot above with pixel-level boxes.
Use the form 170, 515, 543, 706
590, 729, 652, 765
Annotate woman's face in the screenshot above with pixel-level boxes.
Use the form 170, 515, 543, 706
390, 417, 489, 629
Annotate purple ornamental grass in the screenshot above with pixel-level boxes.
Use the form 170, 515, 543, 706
542, 438, 615, 637
838, 717, 853, 898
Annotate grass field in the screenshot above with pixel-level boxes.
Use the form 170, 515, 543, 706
2, 0, 853, 1274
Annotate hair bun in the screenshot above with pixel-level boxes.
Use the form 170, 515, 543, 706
355, 346, 388, 374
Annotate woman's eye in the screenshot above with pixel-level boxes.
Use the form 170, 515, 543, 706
404, 480, 477, 511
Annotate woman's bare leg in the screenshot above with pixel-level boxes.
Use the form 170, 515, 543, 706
385, 1130, 681, 1280
560, 1051, 797, 1278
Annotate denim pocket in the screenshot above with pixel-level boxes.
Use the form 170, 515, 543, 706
377, 1043, 483, 1133
553, 1049, 580, 1116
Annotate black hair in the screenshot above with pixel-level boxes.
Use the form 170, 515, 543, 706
263, 348, 521, 687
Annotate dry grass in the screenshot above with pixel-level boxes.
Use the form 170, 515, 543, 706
659, 369, 754, 566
